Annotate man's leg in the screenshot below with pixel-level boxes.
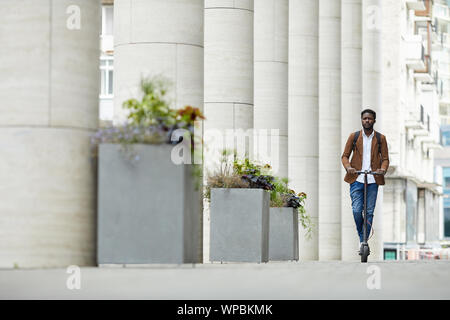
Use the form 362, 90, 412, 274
350, 181, 364, 243
365, 183, 379, 241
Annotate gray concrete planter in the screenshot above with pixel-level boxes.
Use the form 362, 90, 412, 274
269, 207, 299, 261
97, 143, 202, 264
210, 188, 270, 263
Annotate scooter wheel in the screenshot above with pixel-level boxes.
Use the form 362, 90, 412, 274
361, 245, 370, 263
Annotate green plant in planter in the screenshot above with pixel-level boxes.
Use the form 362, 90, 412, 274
123, 76, 176, 127
268, 176, 313, 240
91, 76, 205, 188
233, 158, 275, 191
205, 151, 314, 240
91, 75, 205, 150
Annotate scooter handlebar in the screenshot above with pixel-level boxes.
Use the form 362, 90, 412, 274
355, 170, 383, 175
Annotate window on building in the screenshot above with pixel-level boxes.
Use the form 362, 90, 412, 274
445, 177, 450, 188
100, 57, 114, 97
384, 249, 397, 261
441, 129, 450, 146
445, 207, 450, 238
443, 131, 450, 146
102, 6, 114, 36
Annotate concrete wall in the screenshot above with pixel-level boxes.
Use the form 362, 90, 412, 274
0, 0, 100, 268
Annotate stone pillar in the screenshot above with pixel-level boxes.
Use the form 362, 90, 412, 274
204, 0, 254, 156
0, 0, 101, 268
362, 0, 383, 260
341, 0, 363, 261
417, 189, 425, 244
113, 0, 204, 122
254, 0, 288, 178
383, 178, 407, 243
288, 0, 319, 260
203, 0, 254, 262
425, 190, 439, 246
406, 179, 418, 246
318, 0, 341, 261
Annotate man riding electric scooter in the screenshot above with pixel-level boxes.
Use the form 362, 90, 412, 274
341, 109, 389, 262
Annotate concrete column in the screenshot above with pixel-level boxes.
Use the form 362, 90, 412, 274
254, 0, 288, 178
383, 178, 407, 243
406, 179, 418, 245
203, 0, 254, 262
0, 0, 100, 268
417, 189, 425, 244
362, 0, 383, 260
425, 190, 439, 246
318, 0, 341, 261
204, 0, 254, 155
113, 0, 204, 122
341, 0, 363, 261
288, 0, 319, 260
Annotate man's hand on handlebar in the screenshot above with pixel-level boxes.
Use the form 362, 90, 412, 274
375, 168, 386, 176
346, 167, 357, 174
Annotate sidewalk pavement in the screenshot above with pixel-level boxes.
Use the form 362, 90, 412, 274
1, 260, 450, 300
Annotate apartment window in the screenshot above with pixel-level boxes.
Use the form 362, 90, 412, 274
102, 6, 113, 36
384, 249, 397, 261
445, 207, 450, 238
100, 57, 114, 97
441, 130, 450, 146
445, 177, 450, 188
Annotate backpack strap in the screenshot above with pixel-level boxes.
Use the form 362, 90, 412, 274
352, 131, 360, 152
376, 131, 381, 155
353, 130, 382, 155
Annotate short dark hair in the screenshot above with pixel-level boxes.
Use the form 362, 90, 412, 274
361, 108, 376, 119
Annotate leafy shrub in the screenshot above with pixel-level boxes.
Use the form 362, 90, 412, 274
205, 150, 313, 239
91, 76, 205, 148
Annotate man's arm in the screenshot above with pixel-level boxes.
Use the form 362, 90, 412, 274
341, 133, 354, 172
375, 135, 389, 175
380, 135, 389, 172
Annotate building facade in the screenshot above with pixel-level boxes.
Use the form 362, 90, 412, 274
434, 0, 450, 245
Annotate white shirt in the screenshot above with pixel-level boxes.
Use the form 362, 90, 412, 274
356, 130, 376, 184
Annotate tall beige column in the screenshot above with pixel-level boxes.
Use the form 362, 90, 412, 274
204, 0, 254, 145
341, 0, 363, 261
203, 0, 254, 262
113, 0, 204, 122
0, 0, 100, 268
288, 0, 319, 260
363, 0, 383, 260
318, 0, 342, 260
254, 0, 288, 178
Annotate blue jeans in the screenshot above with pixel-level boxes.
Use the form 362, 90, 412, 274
350, 181, 379, 243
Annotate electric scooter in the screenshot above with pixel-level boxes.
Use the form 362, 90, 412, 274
355, 170, 382, 263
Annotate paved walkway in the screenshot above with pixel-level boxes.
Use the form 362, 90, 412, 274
1, 261, 449, 299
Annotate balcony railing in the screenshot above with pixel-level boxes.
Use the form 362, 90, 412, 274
406, 0, 426, 11
405, 35, 427, 70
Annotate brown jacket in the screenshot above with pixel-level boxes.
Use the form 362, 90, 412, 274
341, 130, 389, 185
